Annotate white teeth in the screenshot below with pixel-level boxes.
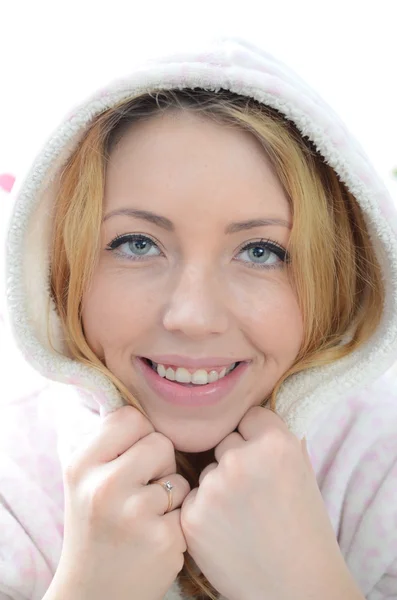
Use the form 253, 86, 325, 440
175, 367, 191, 383
191, 369, 210, 385
153, 362, 237, 385
165, 367, 175, 381
208, 370, 219, 383
157, 364, 166, 377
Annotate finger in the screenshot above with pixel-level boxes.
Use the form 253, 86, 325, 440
214, 431, 245, 463
199, 462, 217, 485
109, 431, 177, 488
162, 509, 188, 553
74, 405, 155, 470
181, 487, 199, 514
237, 406, 290, 441
142, 473, 191, 515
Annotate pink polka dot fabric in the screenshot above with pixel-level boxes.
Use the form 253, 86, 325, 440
0, 375, 397, 599
0, 174, 15, 194
306, 373, 397, 598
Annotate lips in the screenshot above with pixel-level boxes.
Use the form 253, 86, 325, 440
143, 357, 240, 386
135, 356, 250, 407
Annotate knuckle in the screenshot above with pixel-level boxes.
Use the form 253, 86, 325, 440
106, 405, 154, 433
148, 432, 175, 454
131, 408, 155, 433
87, 475, 113, 517
262, 429, 298, 464
221, 449, 245, 474
181, 508, 200, 536
220, 450, 248, 485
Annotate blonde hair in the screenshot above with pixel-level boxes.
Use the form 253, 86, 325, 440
51, 88, 384, 599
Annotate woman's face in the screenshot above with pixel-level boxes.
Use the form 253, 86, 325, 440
81, 111, 304, 452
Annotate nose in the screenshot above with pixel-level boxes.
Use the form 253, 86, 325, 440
162, 263, 229, 339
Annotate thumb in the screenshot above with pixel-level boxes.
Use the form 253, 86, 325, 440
180, 487, 199, 526
182, 486, 199, 510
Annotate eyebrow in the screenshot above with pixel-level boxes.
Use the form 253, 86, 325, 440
103, 208, 174, 230
102, 208, 292, 232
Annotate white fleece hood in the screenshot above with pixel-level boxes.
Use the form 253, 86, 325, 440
5, 36, 397, 438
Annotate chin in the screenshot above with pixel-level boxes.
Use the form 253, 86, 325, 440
172, 438, 218, 453
137, 400, 242, 453
159, 428, 219, 453
153, 421, 236, 453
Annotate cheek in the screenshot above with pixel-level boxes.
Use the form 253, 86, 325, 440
231, 278, 303, 359
81, 270, 158, 353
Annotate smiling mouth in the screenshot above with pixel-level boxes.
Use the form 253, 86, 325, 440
141, 357, 241, 387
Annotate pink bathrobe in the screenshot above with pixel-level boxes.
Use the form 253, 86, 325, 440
1, 36, 397, 599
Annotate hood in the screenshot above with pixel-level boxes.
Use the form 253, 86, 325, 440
4, 36, 397, 438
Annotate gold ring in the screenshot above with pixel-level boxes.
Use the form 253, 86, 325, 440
151, 479, 174, 513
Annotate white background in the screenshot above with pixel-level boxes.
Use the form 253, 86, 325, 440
1, 0, 397, 398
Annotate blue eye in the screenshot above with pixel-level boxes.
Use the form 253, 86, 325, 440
236, 239, 289, 270
106, 234, 290, 270
106, 234, 161, 260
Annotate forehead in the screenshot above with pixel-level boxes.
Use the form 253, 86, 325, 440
104, 111, 291, 220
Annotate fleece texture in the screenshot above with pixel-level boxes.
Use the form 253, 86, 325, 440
1, 36, 397, 599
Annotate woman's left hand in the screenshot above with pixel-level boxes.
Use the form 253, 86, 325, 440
180, 406, 363, 600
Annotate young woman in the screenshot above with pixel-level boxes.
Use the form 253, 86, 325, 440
1, 37, 397, 600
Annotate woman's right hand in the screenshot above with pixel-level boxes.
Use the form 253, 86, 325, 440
50, 405, 190, 600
